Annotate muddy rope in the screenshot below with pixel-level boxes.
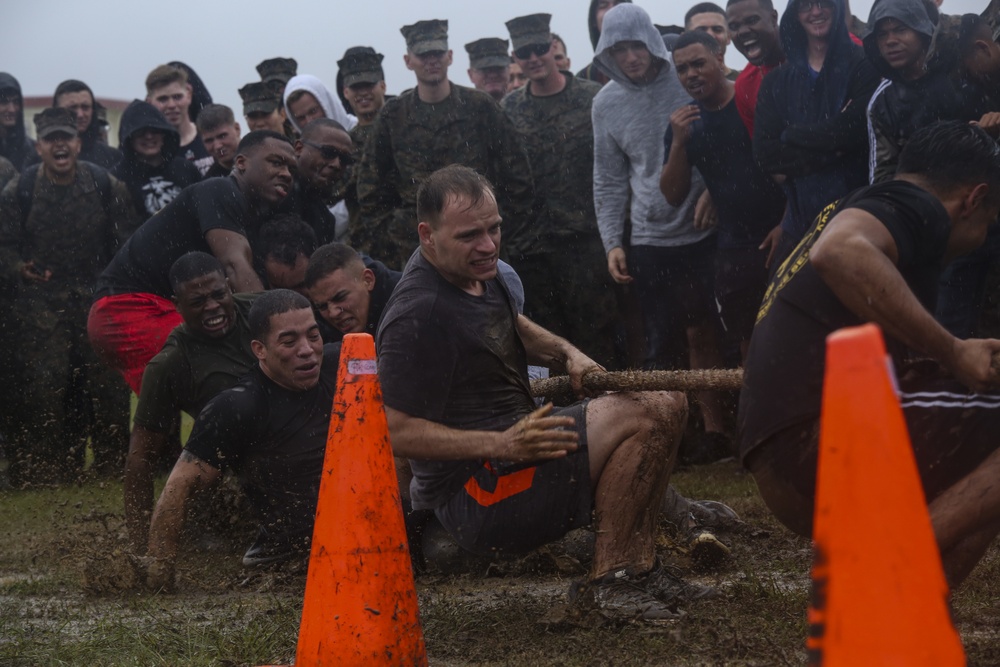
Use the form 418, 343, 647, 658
530, 368, 744, 404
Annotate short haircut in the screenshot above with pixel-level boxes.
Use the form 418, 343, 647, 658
897, 120, 1000, 206
959, 14, 994, 59
286, 89, 312, 107
300, 117, 348, 142
726, 0, 774, 12
673, 29, 723, 54
169, 251, 225, 294
249, 288, 313, 341
195, 104, 235, 133
258, 214, 318, 267
685, 2, 727, 25
145, 64, 188, 94
304, 243, 365, 288
53, 80, 93, 105
236, 129, 292, 155
417, 164, 495, 228
552, 33, 568, 53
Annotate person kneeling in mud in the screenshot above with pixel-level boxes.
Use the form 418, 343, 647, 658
377, 165, 720, 621
143, 290, 338, 589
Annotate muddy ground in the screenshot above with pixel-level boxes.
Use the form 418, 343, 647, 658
2, 462, 999, 666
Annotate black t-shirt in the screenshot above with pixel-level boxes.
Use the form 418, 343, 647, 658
738, 180, 950, 459
376, 252, 536, 509
95, 176, 260, 299
184, 342, 341, 544
664, 98, 786, 249
181, 135, 215, 177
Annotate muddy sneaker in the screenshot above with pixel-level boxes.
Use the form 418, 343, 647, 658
570, 569, 684, 621
645, 563, 719, 605
688, 499, 742, 531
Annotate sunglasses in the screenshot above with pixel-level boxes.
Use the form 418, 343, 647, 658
302, 140, 355, 166
514, 42, 551, 60
797, 0, 834, 12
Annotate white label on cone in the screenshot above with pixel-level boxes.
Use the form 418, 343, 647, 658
348, 359, 377, 375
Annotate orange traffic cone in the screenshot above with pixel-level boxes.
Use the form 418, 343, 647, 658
807, 323, 964, 666
265, 333, 426, 666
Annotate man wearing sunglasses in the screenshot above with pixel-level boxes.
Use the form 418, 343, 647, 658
354, 19, 534, 270
501, 13, 616, 369
291, 118, 356, 246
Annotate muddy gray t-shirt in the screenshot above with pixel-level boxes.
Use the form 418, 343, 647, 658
377, 252, 536, 510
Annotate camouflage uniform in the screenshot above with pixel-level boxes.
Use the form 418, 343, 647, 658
0, 157, 137, 483
349, 123, 377, 152
0, 156, 15, 192
501, 14, 617, 367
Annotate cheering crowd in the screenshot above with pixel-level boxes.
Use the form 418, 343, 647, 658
3, 0, 1000, 619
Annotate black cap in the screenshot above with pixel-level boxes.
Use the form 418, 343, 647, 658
34, 107, 78, 139
401, 19, 449, 54
505, 13, 553, 51
256, 57, 298, 85
239, 82, 282, 115
338, 47, 386, 87
465, 38, 511, 69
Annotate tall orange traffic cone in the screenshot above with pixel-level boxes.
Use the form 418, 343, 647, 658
270, 333, 426, 666
807, 323, 964, 666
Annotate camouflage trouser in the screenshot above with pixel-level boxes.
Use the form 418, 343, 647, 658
514, 237, 619, 370
5, 284, 129, 485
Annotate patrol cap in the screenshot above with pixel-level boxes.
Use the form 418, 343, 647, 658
239, 81, 281, 115
465, 38, 511, 70
401, 19, 449, 55
256, 57, 298, 84
34, 107, 78, 139
505, 13, 553, 51
338, 47, 385, 87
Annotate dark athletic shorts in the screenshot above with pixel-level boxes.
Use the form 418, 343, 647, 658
715, 245, 769, 345
436, 401, 592, 557
630, 235, 718, 328
746, 375, 1000, 504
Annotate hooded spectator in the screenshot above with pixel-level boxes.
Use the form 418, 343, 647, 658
112, 100, 202, 222
0, 73, 35, 172
578, 0, 633, 84
51, 80, 122, 170
168, 61, 214, 123
282, 74, 357, 135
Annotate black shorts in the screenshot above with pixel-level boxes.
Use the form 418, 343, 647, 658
436, 401, 592, 556
630, 235, 718, 328
747, 375, 1000, 503
715, 245, 768, 344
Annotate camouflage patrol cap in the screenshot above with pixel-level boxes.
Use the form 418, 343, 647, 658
465, 38, 511, 70
401, 19, 449, 55
338, 47, 385, 87
256, 57, 299, 84
239, 82, 281, 115
505, 13, 553, 51
34, 107, 78, 139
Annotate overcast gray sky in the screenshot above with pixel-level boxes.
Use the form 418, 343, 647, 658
1, 0, 987, 132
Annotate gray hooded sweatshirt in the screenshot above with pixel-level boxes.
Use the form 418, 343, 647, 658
591, 4, 708, 251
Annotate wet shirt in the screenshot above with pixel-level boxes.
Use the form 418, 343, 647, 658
664, 98, 786, 249
134, 294, 258, 433
181, 135, 215, 177
111, 157, 202, 222
738, 180, 949, 459
0, 163, 135, 294
377, 252, 536, 509
501, 73, 602, 250
184, 343, 341, 543
95, 176, 260, 299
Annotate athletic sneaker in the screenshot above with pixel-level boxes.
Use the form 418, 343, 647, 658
242, 530, 307, 567
570, 569, 684, 621
644, 562, 719, 604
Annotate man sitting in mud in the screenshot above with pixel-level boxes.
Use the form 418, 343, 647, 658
739, 121, 1000, 587
125, 252, 258, 553
377, 164, 715, 620
143, 289, 339, 589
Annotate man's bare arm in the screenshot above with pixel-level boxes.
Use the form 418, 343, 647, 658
144, 451, 222, 589
516, 314, 604, 396
810, 209, 1000, 390
205, 228, 264, 293
386, 404, 578, 463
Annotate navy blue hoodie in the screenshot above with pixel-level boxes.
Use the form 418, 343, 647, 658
111, 100, 202, 221
753, 0, 880, 241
